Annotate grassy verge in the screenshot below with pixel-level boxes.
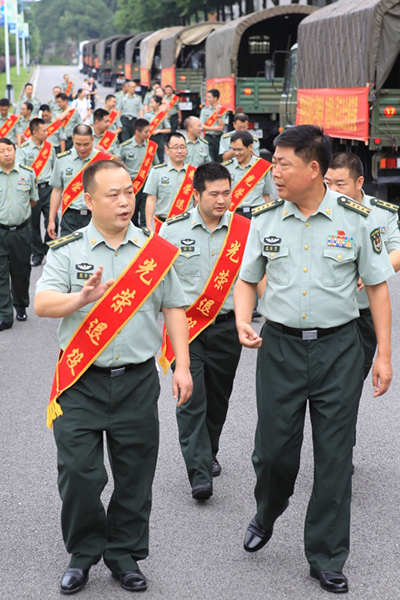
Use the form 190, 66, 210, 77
0, 66, 31, 103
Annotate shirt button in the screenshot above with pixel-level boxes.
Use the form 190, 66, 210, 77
211, 233, 214, 237
305, 222, 310, 227
304, 245, 309, 250
211, 252, 215, 256
303, 267, 308, 273
270, 253, 275, 258
302, 314, 307, 319
115, 252, 118, 257
303, 291, 307, 296
115, 355, 120, 360
337, 255, 342, 260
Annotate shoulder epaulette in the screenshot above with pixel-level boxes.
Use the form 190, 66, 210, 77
222, 132, 232, 139
57, 150, 71, 159
337, 195, 370, 217
222, 159, 233, 166
142, 227, 151, 237
252, 198, 284, 216
370, 197, 398, 213
20, 141, 29, 148
121, 139, 132, 147
154, 162, 166, 169
20, 164, 34, 173
166, 211, 191, 225
202, 137, 209, 145
253, 135, 259, 142
47, 231, 83, 250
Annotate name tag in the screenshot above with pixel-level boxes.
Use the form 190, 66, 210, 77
264, 245, 280, 252
77, 272, 91, 280
181, 246, 195, 252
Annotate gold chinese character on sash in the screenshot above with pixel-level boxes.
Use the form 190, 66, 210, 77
63, 193, 71, 202
197, 298, 215, 316
245, 174, 255, 186
144, 158, 150, 167
86, 318, 108, 346
66, 348, 84, 376
35, 160, 43, 169
139, 169, 147, 178
133, 181, 141, 192
188, 170, 194, 180
149, 147, 155, 155
183, 184, 192, 195
214, 269, 230, 290
136, 258, 157, 285
72, 182, 83, 193
226, 241, 241, 263
103, 138, 111, 149
111, 289, 136, 313
176, 199, 185, 210
43, 149, 49, 158
234, 187, 245, 198
187, 316, 197, 329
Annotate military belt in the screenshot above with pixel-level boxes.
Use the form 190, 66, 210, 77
266, 320, 350, 340
89, 362, 138, 377
212, 310, 235, 325
38, 182, 50, 189
0, 219, 29, 231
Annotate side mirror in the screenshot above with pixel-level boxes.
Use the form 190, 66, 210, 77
265, 59, 275, 82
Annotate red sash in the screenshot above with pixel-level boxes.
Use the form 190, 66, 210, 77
23, 123, 31, 139
61, 151, 112, 215
168, 94, 179, 110
0, 114, 19, 138
62, 109, 77, 130
154, 165, 196, 234
46, 119, 63, 137
97, 130, 118, 152
47, 233, 180, 428
229, 158, 272, 212
204, 106, 228, 128
159, 212, 250, 373
65, 81, 73, 96
149, 111, 168, 137
132, 140, 158, 195
109, 110, 118, 127
31, 141, 53, 179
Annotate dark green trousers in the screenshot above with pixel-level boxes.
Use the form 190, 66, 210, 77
355, 308, 376, 380
151, 133, 165, 162
60, 208, 91, 237
131, 188, 147, 229
30, 184, 58, 260
53, 358, 160, 574
204, 134, 222, 163
176, 317, 242, 486
121, 116, 136, 142
0, 225, 31, 324
253, 321, 364, 572
169, 113, 179, 133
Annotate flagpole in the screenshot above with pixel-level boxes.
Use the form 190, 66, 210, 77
14, 0, 20, 75
4, 0, 13, 102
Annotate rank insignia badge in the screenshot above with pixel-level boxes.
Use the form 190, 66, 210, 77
264, 236, 281, 245
370, 228, 382, 253
327, 230, 353, 248
75, 263, 94, 272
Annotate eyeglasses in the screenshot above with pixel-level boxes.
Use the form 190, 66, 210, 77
167, 145, 187, 151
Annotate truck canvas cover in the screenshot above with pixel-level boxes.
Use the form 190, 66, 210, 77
205, 5, 316, 79
140, 27, 184, 71
297, 0, 400, 94
161, 22, 223, 69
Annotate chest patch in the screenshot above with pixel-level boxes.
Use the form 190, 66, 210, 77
77, 272, 91, 280
264, 245, 280, 253
370, 228, 382, 253
181, 238, 195, 246
75, 263, 94, 272
327, 230, 353, 248
65, 168, 73, 175
161, 177, 170, 185
264, 236, 281, 245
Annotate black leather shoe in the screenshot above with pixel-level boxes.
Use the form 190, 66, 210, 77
30, 257, 43, 267
60, 567, 89, 594
0, 321, 12, 331
112, 570, 148, 591
16, 309, 27, 322
212, 455, 221, 477
244, 516, 273, 552
192, 482, 213, 500
310, 568, 349, 593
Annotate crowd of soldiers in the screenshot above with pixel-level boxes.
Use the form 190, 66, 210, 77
1, 73, 398, 597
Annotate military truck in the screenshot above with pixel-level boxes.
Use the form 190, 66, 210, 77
205, 4, 316, 146
160, 22, 223, 116
82, 39, 99, 76
124, 32, 152, 83
110, 35, 135, 90
278, 0, 400, 202
96, 35, 128, 87
140, 27, 183, 92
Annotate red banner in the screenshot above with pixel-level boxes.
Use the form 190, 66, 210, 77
206, 77, 235, 112
125, 63, 132, 80
161, 67, 176, 90
141, 67, 150, 88
296, 88, 369, 142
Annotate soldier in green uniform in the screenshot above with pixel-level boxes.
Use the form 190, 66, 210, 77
55, 93, 83, 150
0, 137, 38, 330
223, 130, 274, 218
325, 152, 400, 379
144, 132, 192, 230
35, 159, 192, 594
120, 118, 159, 227
234, 125, 393, 594
199, 89, 229, 163
118, 81, 144, 142
184, 116, 211, 167
16, 101, 33, 146
15, 82, 41, 117
60, 74, 75, 100
104, 94, 122, 135
92, 108, 120, 158
40, 103, 67, 154
0, 98, 18, 145
219, 112, 260, 162
143, 81, 161, 112
115, 81, 128, 102
48, 124, 98, 238
146, 95, 171, 162
164, 85, 182, 133
16, 118, 58, 267
48, 86, 62, 114
159, 162, 243, 499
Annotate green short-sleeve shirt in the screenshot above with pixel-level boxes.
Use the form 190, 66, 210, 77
0, 114, 18, 144
93, 132, 120, 158
35, 221, 187, 367
50, 148, 98, 211
15, 96, 41, 117
143, 162, 194, 218
46, 119, 67, 148
184, 136, 211, 167
224, 156, 274, 207
119, 95, 144, 118
199, 105, 229, 136
0, 164, 38, 225
165, 93, 179, 117
219, 130, 260, 158
16, 139, 57, 183
239, 187, 394, 328
146, 110, 170, 131
119, 137, 160, 179
16, 117, 31, 136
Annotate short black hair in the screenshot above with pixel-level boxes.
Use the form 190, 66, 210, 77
29, 117, 46, 134
233, 113, 249, 123
93, 108, 109, 122
39, 103, 51, 113
55, 93, 68, 102
151, 95, 162, 105
231, 130, 253, 147
165, 132, 185, 147
24, 82, 33, 89
0, 137, 15, 148
274, 125, 332, 177
207, 88, 220, 100
53, 86, 61, 91
22, 101, 33, 113
329, 152, 364, 180
82, 160, 129, 194
0, 98, 10, 107
134, 118, 150, 132
73, 124, 93, 137
165, 85, 174, 91
105, 94, 116, 102
193, 162, 231, 195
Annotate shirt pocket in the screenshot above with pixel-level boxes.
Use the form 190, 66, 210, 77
175, 248, 201, 279
322, 248, 356, 287
264, 246, 289, 285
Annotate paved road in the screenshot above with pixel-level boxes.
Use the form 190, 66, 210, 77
1, 65, 399, 600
